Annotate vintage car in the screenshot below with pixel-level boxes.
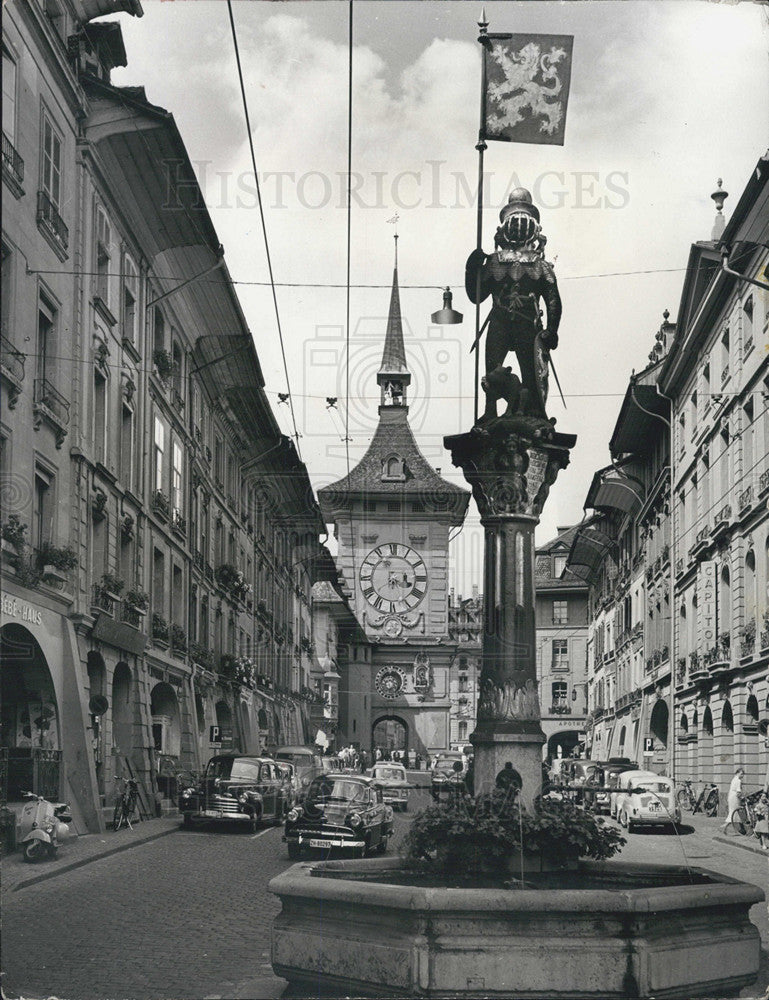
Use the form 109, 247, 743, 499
612, 769, 680, 830
274, 746, 324, 801
178, 754, 287, 830
284, 774, 394, 859
585, 760, 639, 814
368, 762, 411, 811
430, 753, 467, 802
273, 760, 297, 809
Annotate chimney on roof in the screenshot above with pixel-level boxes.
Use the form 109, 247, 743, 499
711, 178, 729, 241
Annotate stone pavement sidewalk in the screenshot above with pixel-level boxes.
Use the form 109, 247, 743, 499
1, 814, 181, 894
682, 808, 767, 857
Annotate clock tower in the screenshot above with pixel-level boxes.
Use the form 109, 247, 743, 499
318, 248, 469, 759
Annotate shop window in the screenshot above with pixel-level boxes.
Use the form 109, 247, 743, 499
123, 256, 137, 346
154, 416, 165, 492
93, 370, 107, 465
95, 206, 111, 306
552, 639, 568, 670
33, 466, 54, 550
153, 307, 165, 355
120, 403, 133, 489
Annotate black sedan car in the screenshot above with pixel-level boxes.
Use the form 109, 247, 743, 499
284, 774, 394, 859
178, 754, 287, 831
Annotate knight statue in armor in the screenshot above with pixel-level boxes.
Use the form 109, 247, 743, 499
466, 187, 561, 425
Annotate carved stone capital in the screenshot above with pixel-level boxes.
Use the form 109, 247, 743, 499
444, 422, 575, 521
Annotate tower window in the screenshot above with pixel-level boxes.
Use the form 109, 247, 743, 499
382, 455, 405, 481
387, 501, 401, 513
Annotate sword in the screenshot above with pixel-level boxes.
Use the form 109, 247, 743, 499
535, 307, 567, 409
547, 351, 567, 410
469, 311, 491, 354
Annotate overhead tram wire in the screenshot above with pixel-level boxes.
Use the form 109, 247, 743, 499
226, 0, 302, 458
26, 267, 690, 288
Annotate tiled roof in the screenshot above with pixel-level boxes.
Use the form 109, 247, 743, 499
318, 408, 469, 511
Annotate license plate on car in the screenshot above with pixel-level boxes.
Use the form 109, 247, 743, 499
306, 838, 338, 848
203, 809, 223, 818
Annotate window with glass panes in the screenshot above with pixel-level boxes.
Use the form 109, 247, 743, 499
553, 600, 568, 624
551, 639, 568, 669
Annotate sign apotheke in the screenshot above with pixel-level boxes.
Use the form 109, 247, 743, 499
1, 592, 43, 627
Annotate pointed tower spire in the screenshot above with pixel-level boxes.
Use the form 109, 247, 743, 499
377, 235, 411, 410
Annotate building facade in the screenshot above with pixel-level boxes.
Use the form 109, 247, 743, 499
658, 158, 769, 798
318, 258, 470, 759
1, 2, 332, 832
569, 158, 768, 802
535, 526, 589, 760
447, 588, 481, 750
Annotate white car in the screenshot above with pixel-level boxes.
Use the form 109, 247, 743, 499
368, 763, 412, 811
612, 769, 680, 831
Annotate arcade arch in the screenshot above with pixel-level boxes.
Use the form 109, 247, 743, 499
0, 623, 61, 800
372, 716, 408, 758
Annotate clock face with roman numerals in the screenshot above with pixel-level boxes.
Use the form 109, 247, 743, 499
359, 543, 427, 614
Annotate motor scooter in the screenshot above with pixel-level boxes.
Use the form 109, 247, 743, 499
18, 790, 72, 862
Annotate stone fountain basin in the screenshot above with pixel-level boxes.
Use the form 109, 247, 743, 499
269, 856, 764, 998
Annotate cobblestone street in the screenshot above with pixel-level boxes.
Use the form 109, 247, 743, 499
2, 791, 767, 1000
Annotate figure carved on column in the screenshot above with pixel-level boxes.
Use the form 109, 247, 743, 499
466, 187, 561, 433
445, 427, 572, 522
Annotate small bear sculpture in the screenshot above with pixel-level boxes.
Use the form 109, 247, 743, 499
480, 364, 529, 420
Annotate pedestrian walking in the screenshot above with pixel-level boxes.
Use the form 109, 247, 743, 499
753, 793, 769, 850
721, 768, 745, 833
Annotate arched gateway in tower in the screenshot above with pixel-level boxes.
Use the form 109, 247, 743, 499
318, 248, 469, 759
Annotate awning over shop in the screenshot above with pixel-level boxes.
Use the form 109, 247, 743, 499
586, 465, 644, 517
610, 381, 670, 459
566, 517, 617, 580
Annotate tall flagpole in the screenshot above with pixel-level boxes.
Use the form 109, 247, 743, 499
474, 9, 489, 425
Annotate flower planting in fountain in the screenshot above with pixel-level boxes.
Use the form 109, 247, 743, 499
402, 788, 625, 876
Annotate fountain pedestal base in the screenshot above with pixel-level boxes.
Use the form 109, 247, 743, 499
470, 729, 546, 808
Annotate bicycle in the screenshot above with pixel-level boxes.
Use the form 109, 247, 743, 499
113, 777, 139, 831
692, 782, 719, 817
723, 792, 758, 837
676, 780, 696, 812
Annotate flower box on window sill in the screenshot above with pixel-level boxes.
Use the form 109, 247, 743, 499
41, 565, 68, 587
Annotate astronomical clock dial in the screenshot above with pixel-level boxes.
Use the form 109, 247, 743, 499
375, 666, 406, 700
359, 543, 428, 615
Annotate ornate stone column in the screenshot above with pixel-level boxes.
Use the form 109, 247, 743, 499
445, 422, 576, 809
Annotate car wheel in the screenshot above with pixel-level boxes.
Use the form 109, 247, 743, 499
250, 812, 260, 833
402, 802, 408, 813
376, 834, 389, 855
287, 843, 301, 860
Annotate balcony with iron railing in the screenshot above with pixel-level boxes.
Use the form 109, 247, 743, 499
36, 190, 69, 254
2, 131, 24, 193
33, 378, 70, 447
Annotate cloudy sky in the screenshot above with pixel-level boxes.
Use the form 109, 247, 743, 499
114, 0, 768, 594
